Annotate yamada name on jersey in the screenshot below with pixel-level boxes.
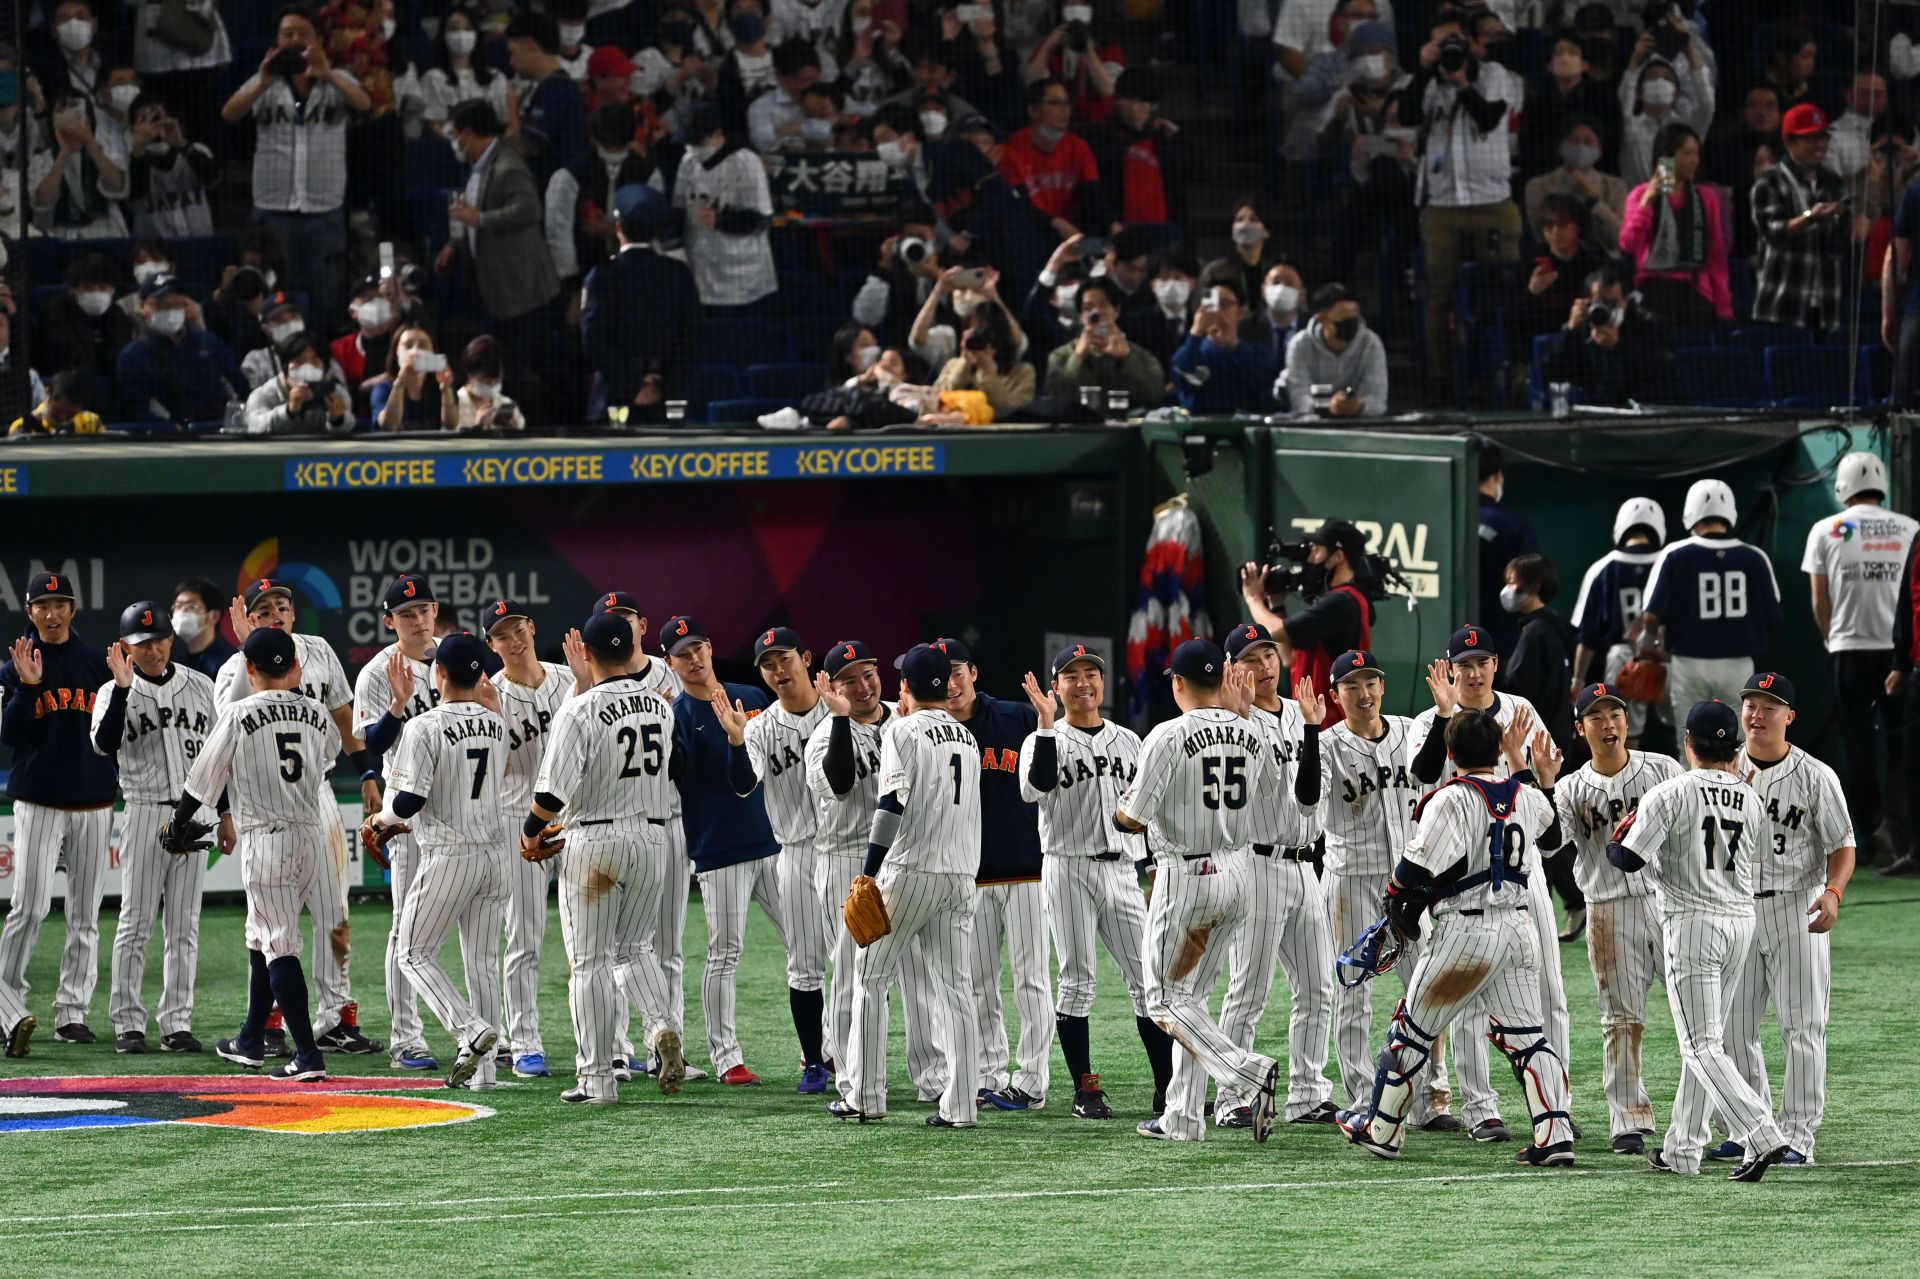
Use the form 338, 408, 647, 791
1180, 723, 1265, 759
919, 721, 973, 749
1057, 751, 1137, 789
1339, 761, 1417, 806
239, 700, 330, 736
125, 704, 212, 744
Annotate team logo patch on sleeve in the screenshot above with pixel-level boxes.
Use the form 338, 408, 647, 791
0, 1076, 492, 1134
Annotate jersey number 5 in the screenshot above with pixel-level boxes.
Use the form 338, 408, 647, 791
1201, 756, 1248, 811
275, 732, 305, 785
616, 724, 664, 777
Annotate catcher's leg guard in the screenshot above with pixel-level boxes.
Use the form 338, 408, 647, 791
1340, 1000, 1436, 1157
1489, 1018, 1573, 1146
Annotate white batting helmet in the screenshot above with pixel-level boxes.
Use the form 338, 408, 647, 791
1612, 497, 1667, 548
1682, 479, 1736, 531
1834, 451, 1889, 505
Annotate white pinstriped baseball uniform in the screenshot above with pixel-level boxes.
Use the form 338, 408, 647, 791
1317, 713, 1451, 1116
1215, 699, 1335, 1121
742, 699, 833, 1037
353, 644, 442, 1054
1621, 768, 1788, 1172
213, 634, 358, 1029
535, 676, 679, 1100
1552, 750, 1683, 1137
1725, 744, 1852, 1158
844, 708, 981, 1123
614, 655, 692, 1066
90, 665, 217, 1039
1409, 693, 1572, 1127
1122, 708, 1278, 1142
385, 701, 511, 1089
186, 690, 341, 964
806, 705, 945, 1103
493, 660, 571, 1058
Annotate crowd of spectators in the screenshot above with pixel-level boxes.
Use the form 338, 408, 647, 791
2, 0, 1918, 434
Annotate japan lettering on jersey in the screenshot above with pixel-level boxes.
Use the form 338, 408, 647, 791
744, 699, 829, 844
1621, 769, 1760, 916
385, 702, 510, 847
1123, 708, 1265, 858
187, 689, 342, 828
1016, 720, 1143, 858
492, 661, 572, 815
1317, 715, 1419, 876
876, 707, 981, 876
1551, 751, 1684, 902
90, 667, 218, 802
213, 633, 353, 712
352, 642, 442, 763
804, 708, 893, 859
1735, 746, 1854, 893
1643, 536, 1783, 659
1408, 693, 1543, 785
1247, 700, 1319, 847
1403, 777, 1555, 912
1571, 549, 1659, 649
536, 678, 677, 826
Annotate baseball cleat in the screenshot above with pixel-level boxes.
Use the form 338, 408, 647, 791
654, 1030, 687, 1096
160, 1031, 202, 1053
513, 1053, 553, 1078
1215, 1106, 1253, 1130
1612, 1132, 1646, 1156
495, 1046, 511, 1067
797, 1062, 831, 1095
1557, 908, 1587, 944
1569, 1120, 1584, 1140
393, 1046, 439, 1071
1072, 1076, 1113, 1119
316, 1023, 383, 1055
1706, 1140, 1744, 1162
267, 1057, 327, 1083
641, 1052, 709, 1082
447, 1028, 499, 1089
115, 1030, 147, 1054
926, 1113, 977, 1128
719, 1064, 763, 1086
5, 1015, 35, 1058
1335, 1109, 1400, 1160
984, 1086, 1044, 1112
262, 1028, 291, 1059
1421, 1113, 1465, 1133
612, 1057, 634, 1083
828, 1100, 877, 1122
1778, 1149, 1812, 1166
560, 1088, 618, 1106
1646, 1151, 1680, 1174
1250, 1060, 1280, 1144
1470, 1118, 1511, 1143
54, 1022, 96, 1044
1514, 1141, 1576, 1167
1729, 1144, 1790, 1183
1136, 1119, 1174, 1140
215, 1038, 265, 1069
1878, 853, 1919, 876
1291, 1100, 1341, 1124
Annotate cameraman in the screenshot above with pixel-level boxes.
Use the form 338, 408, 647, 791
1237, 518, 1376, 723
850, 203, 944, 352
1544, 265, 1676, 406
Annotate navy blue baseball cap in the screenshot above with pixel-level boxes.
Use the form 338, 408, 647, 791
900, 644, 951, 698
582, 612, 632, 660
137, 271, 188, 302
1167, 639, 1226, 680
484, 598, 530, 635
613, 183, 669, 233
660, 615, 706, 656
242, 577, 293, 612
1050, 642, 1105, 679
119, 600, 170, 644
26, 570, 75, 603
592, 590, 640, 617
1223, 622, 1277, 661
753, 626, 806, 662
1331, 648, 1384, 684
894, 636, 974, 670
242, 627, 296, 673
383, 575, 435, 614
1685, 699, 1740, 742
1740, 671, 1795, 708
1574, 682, 1627, 717
823, 639, 876, 679
1447, 625, 1497, 662
435, 632, 491, 679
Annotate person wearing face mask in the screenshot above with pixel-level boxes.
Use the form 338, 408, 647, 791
36, 253, 137, 407
1519, 34, 1619, 181
167, 579, 237, 680
747, 38, 821, 153
316, 0, 419, 255
1169, 278, 1274, 414
1617, 25, 1712, 188
1270, 0, 1398, 82
547, 102, 663, 329
455, 334, 523, 429
1086, 67, 1188, 234
331, 276, 403, 411
124, 95, 215, 238
1317, 34, 1416, 294
1257, 262, 1308, 362
1286, 4, 1395, 165
1020, 253, 1088, 364
502, 12, 587, 189
1471, 442, 1537, 665
1618, 121, 1731, 330
673, 101, 779, 312
1136, 252, 1198, 369
245, 330, 355, 434
1752, 103, 1851, 335
1525, 117, 1628, 255
242, 293, 337, 389
34, 1, 109, 101
7, 369, 105, 437
715, 0, 778, 136
1500, 554, 1577, 752
1237, 519, 1376, 717
908, 262, 1027, 369
833, 0, 909, 113
31, 89, 130, 240
201, 264, 277, 360
420, 5, 509, 139
549, 0, 596, 81
1200, 199, 1280, 328
933, 319, 1037, 418
93, 68, 143, 158
999, 77, 1099, 241
1544, 265, 1677, 407
1280, 284, 1386, 420
115, 272, 246, 425
1041, 277, 1162, 411
634, 5, 718, 106
581, 184, 703, 424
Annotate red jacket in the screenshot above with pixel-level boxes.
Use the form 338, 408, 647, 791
1290, 584, 1371, 727
996, 127, 1099, 222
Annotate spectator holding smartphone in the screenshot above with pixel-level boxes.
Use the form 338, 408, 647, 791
370, 325, 457, 430
31, 88, 129, 239
455, 335, 522, 430
245, 330, 354, 434
1170, 279, 1274, 414
1041, 277, 1162, 409
1753, 103, 1851, 335
1281, 283, 1387, 419
1619, 121, 1731, 330
1521, 194, 1610, 348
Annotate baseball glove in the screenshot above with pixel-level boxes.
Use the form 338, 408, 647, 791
1614, 657, 1667, 705
520, 823, 565, 863
160, 817, 215, 857
843, 875, 890, 947
1610, 811, 1638, 845
359, 817, 409, 870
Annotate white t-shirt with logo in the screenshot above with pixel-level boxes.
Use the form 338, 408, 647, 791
1801, 503, 1920, 652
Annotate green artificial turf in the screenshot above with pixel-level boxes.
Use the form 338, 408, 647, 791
0, 877, 1913, 1277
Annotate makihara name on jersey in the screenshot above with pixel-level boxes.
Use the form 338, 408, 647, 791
236, 699, 330, 735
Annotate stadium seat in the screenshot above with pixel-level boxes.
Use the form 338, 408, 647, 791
103, 420, 175, 435
1764, 344, 1855, 407
705, 318, 789, 365
706, 396, 789, 424
1666, 327, 1721, 350
168, 236, 238, 288
1671, 347, 1760, 408
32, 283, 68, 314
790, 315, 843, 366
24, 237, 67, 285
685, 365, 741, 418
1730, 322, 1812, 351
744, 362, 825, 401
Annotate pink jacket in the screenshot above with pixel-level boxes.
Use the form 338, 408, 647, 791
1618, 180, 1734, 322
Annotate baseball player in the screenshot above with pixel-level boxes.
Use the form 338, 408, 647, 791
1609, 698, 1791, 1181
1214, 623, 1337, 1128
934, 638, 1053, 1113
1711, 672, 1855, 1166
0, 570, 116, 1047
726, 627, 832, 1093
353, 574, 445, 1069
1117, 639, 1281, 1144
90, 601, 221, 1054
215, 577, 382, 1058
176, 627, 342, 1081
1016, 644, 1173, 1120
1336, 709, 1576, 1166
1409, 625, 1573, 1144
806, 640, 947, 1108
1318, 647, 1459, 1130
830, 644, 982, 1127
1570, 497, 1667, 743
1641, 479, 1783, 710
526, 613, 686, 1105
1551, 683, 1683, 1154
365, 634, 512, 1090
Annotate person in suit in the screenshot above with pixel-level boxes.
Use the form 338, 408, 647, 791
581, 184, 703, 425
436, 99, 563, 425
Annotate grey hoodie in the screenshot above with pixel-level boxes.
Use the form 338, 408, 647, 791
1281, 320, 1388, 418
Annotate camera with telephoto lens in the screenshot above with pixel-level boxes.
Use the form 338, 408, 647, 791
309, 377, 340, 401
897, 236, 932, 266
1262, 539, 1316, 598
1438, 34, 1471, 73
1586, 300, 1617, 329
267, 44, 309, 76
1262, 526, 1410, 603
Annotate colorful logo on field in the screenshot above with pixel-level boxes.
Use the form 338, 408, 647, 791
238, 538, 343, 610
0, 1076, 491, 1134
1829, 518, 1857, 543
